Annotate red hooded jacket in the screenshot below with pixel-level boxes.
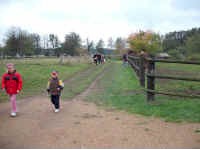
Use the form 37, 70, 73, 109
1, 70, 23, 94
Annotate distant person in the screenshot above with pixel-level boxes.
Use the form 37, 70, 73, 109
101, 55, 105, 64
47, 71, 64, 113
97, 54, 102, 64
122, 53, 128, 66
1, 63, 23, 117
93, 54, 98, 65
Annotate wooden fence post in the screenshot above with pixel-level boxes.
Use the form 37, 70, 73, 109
135, 59, 138, 76
147, 58, 155, 101
140, 56, 145, 87
137, 59, 140, 77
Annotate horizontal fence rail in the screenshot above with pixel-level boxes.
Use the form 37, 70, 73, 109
128, 55, 140, 60
146, 73, 200, 82
127, 54, 200, 101
145, 89, 200, 99
128, 55, 146, 87
128, 58, 140, 71
146, 58, 200, 65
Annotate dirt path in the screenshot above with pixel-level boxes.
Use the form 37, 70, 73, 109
0, 66, 199, 148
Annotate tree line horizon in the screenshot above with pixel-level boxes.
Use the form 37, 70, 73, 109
0, 26, 199, 60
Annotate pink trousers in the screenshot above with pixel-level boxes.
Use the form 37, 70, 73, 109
9, 94, 17, 113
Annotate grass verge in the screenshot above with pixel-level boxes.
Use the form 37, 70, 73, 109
85, 61, 200, 122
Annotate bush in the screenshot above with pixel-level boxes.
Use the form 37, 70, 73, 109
167, 49, 185, 60
187, 53, 200, 61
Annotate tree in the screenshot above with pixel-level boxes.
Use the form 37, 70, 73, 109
48, 34, 61, 56
107, 37, 114, 48
162, 27, 200, 54
128, 30, 162, 55
162, 31, 186, 52
95, 39, 105, 54
4, 27, 35, 56
184, 33, 200, 58
115, 37, 126, 54
96, 39, 104, 49
42, 35, 49, 49
0, 44, 4, 58
22, 33, 35, 56
49, 34, 59, 49
62, 32, 82, 56
86, 38, 94, 53
30, 33, 41, 55
4, 27, 18, 56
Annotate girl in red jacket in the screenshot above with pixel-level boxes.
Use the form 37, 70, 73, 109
1, 63, 23, 117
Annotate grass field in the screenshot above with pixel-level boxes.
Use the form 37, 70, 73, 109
85, 61, 200, 122
1, 57, 200, 122
0, 57, 92, 102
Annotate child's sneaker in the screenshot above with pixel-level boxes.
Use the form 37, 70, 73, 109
55, 109, 59, 113
10, 112, 16, 117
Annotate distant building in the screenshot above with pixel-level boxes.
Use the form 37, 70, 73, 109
97, 48, 116, 55
89, 48, 116, 55
90, 48, 98, 54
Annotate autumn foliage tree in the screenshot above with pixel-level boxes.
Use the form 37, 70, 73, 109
128, 30, 162, 55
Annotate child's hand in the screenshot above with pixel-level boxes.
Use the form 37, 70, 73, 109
57, 88, 60, 91
2, 88, 5, 92
17, 90, 20, 93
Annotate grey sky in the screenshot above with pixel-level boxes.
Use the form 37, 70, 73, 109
0, 0, 200, 45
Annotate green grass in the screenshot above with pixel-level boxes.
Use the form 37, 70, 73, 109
0, 58, 91, 102
1, 58, 200, 122
85, 61, 200, 122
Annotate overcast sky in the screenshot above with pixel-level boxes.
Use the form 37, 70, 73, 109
0, 0, 200, 45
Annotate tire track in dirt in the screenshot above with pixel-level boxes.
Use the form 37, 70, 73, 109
71, 63, 110, 102
0, 63, 110, 148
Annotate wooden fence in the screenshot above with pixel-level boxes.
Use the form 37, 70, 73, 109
128, 55, 200, 101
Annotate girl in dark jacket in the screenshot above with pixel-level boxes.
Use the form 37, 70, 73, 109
47, 71, 64, 113
1, 63, 23, 117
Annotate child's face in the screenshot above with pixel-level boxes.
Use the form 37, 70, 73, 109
7, 66, 15, 73
51, 72, 58, 78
